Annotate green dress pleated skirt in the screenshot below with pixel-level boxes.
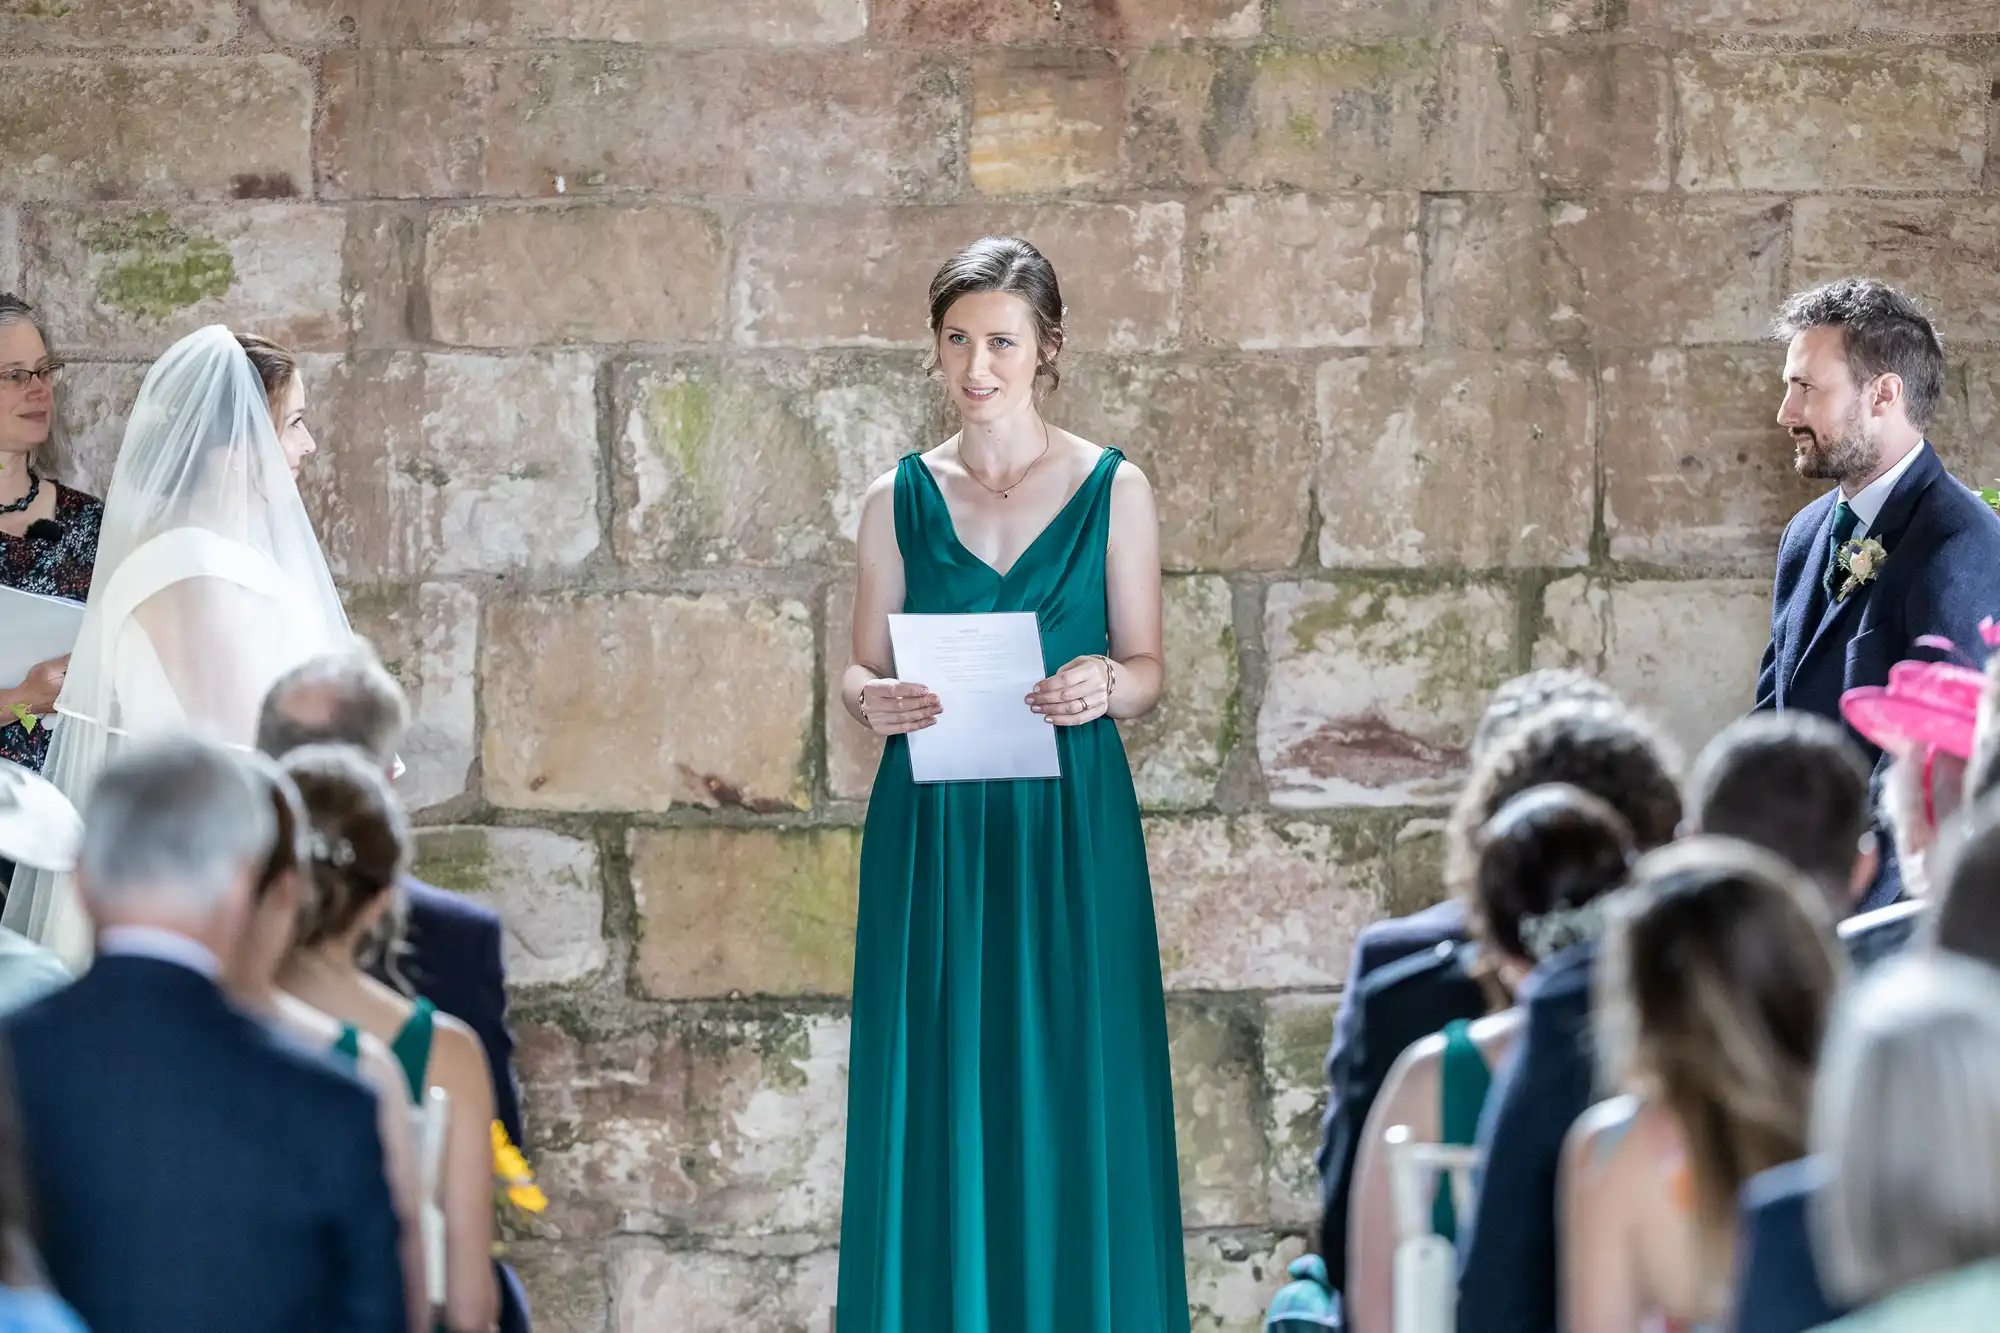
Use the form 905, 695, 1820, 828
836, 449, 1191, 1333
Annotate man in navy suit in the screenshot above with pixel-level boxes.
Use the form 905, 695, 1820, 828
258, 648, 531, 1331
1755, 278, 2000, 908
5, 736, 405, 1333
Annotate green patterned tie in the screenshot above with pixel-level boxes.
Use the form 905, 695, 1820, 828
1823, 499, 1860, 598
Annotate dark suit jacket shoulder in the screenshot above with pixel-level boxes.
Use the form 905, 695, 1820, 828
1733, 1157, 1847, 1333
1314, 922, 1484, 1288
6, 956, 405, 1333
1456, 941, 1598, 1333
397, 874, 522, 1146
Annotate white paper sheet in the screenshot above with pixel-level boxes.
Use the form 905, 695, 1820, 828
888, 612, 1062, 784
0, 585, 85, 691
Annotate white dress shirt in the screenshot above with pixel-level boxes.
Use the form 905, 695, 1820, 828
1844, 441, 1927, 540
96, 925, 221, 980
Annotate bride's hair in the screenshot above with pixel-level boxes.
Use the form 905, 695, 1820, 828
233, 331, 297, 412
281, 743, 409, 953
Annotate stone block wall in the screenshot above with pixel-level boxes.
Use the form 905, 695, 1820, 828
5, 2, 1999, 1328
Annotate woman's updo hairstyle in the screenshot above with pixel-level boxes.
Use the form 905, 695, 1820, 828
1472, 782, 1636, 965
923, 236, 1066, 393
281, 743, 409, 951
234, 330, 298, 405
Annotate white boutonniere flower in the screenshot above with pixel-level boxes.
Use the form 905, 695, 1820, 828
1835, 537, 1888, 602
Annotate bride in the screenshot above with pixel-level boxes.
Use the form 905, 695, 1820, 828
5, 325, 351, 967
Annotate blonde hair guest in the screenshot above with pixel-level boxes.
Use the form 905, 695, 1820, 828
1810, 953, 2000, 1331
1560, 838, 1843, 1333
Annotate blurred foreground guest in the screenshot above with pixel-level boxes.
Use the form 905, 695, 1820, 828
1809, 953, 2000, 1331
223, 754, 428, 1333
1447, 705, 1684, 1333
1732, 794, 2000, 1333
0, 1038, 85, 1333
1686, 713, 1919, 968
4, 736, 404, 1333
1343, 785, 1635, 1333
276, 745, 498, 1333
257, 649, 522, 1145
258, 650, 530, 1333
0, 762, 74, 1017
1312, 669, 1622, 1290
1562, 839, 1841, 1333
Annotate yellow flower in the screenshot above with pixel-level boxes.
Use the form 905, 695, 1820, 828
490, 1120, 548, 1214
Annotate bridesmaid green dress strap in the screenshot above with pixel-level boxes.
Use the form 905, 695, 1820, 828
391, 997, 437, 1103
1429, 1018, 1493, 1241
329, 1022, 362, 1068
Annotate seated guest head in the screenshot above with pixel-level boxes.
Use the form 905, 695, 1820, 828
221, 754, 311, 999
1448, 701, 1681, 953
74, 736, 276, 960
1600, 836, 1843, 1277
256, 644, 407, 770
1811, 952, 2000, 1309
1928, 792, 2000, 969
1471, 783, 1635, 990
1687, 712, 1876, 914
281, 744, 409, 962
1470, 668, 1621, 764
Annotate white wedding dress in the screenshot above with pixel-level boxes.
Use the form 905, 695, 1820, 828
4, 326, 351, 968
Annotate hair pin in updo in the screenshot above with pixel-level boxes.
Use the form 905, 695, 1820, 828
307, 829, 356, 869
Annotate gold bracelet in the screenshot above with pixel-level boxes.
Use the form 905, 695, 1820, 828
1099, 654, 1116, 697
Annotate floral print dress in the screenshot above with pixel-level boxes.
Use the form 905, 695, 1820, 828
1, 482, 104, 772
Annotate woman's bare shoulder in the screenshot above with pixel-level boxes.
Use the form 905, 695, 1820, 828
1565, 1093, 1647, 1185
430, 1012, 496, 1099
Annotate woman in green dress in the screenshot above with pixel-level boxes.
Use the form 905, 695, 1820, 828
835, 237, 1189, 1333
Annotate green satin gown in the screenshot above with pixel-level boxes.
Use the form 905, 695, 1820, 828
836, 448, 1191, 1333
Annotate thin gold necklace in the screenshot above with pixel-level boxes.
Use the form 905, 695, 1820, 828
960, 418, 1052, 500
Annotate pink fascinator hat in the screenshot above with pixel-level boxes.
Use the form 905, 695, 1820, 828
1841, 619, 2000, 826
1839, 619, 2000, 761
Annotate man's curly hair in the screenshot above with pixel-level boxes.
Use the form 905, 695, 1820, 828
1447, 700, 1684, 953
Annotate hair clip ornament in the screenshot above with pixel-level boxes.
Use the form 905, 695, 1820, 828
307, 830, 356, 869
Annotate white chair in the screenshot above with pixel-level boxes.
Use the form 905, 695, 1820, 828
1386, 1126, 1480, 1333
411, 1085, 450, 1312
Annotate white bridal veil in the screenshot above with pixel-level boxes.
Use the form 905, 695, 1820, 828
5, 325, 353, 965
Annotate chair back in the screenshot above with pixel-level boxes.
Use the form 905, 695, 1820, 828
412, 1085, 450, 1309
1388, 1130, 1480, 1333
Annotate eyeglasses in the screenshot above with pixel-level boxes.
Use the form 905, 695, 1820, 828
0, 362, 62, 392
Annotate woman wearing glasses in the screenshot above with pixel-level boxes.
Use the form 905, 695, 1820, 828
0, 295, 102, 781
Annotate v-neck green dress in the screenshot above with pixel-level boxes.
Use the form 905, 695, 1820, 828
835, 448, 1190, 1333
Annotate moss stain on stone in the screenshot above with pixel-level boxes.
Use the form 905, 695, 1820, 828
1406, 606, 1509, 715
2, 0, 75, 18
1267, 1001, 1336, 1087
1213, 622, 1243, 764
1287, 585, 1389, 655
85, 213, 234, 320
772, 830, 861, 985
399, 457, 450, 488
752, 1012, 813, 1092
414, 829, 495, 899
646, 379, 713, 480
